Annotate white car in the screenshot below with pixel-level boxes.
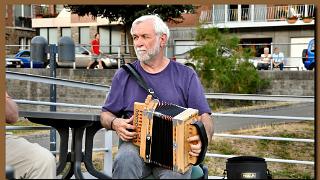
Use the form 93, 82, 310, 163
47, 45, 119, 69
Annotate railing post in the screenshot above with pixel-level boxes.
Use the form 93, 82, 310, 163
225, 5, 228, 22
49, 44, 57, 153
103, 130, 113, 177
251, 5, 255, 22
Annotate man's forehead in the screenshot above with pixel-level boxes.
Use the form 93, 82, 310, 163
132, 22, 156, 36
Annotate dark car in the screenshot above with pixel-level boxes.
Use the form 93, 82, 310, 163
14, 50, 46, 68
6, 58, 23, 68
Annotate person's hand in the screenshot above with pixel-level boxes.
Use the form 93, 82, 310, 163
187, 135, 202, 157
113, 116, 137, 142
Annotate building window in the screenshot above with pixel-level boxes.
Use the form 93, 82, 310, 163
26, 38, 31, 49
241, 5, 250, 21
99, 26, 110, 53
19, 37, 25, 50
228, 5, 238, 21
14, 4, 32, 28
48, 28, 58, 44
99, 26, 124, 54
79, 27, 90, 46
111, 26, 122, 53
61, 27, 71, 37
40, 28, 48, 41
228, 4, 251, 22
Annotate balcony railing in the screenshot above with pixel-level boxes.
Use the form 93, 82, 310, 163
200, 4, 315, 24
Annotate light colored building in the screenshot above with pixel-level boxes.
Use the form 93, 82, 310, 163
32, 6, 128, 55
168, 4, 315, 70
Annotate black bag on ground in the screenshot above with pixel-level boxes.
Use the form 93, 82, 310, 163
223, 156, 272, 179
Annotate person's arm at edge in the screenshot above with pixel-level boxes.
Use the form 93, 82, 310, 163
6, 92, 19, 124
100, 111, 117, 130
200, 112, 214, 143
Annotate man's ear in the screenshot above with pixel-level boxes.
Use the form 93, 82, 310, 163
160, 34, 167, 48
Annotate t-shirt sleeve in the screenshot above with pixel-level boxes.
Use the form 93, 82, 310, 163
186, 71, 211, 115
101, 69, 125, 116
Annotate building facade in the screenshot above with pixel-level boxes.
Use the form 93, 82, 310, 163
5, 4, 36, 54
32, 6, 128, 55
168, 4, 315, 70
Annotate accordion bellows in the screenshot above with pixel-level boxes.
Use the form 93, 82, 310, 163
133, 95, 208, 173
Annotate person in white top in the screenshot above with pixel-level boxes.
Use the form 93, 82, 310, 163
271, 47, 284, 70
257, 47, 271, 70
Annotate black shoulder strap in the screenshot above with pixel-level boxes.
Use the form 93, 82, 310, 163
122, 63, 159, 99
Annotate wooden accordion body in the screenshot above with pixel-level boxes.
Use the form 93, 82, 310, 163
132, 95, 206, 173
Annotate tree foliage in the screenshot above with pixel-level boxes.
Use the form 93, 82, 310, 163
65, 5, 195, 25
65, 5, 195, 58
190, 27, 269, 94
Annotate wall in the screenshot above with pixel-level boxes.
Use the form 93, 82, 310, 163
6, 69, 314, 113
258, 71, 314, 96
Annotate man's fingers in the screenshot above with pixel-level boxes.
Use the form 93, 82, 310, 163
125, 116, 136, 130
119, 133, 134, 141
187, 135, 200, 142
189, 151, 199, 157
126, 116, 134, 123
190, 143, 202, 154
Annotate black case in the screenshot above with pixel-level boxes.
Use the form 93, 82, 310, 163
224, 156, 272, 179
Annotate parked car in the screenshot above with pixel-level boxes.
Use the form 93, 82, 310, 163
48, 45, 118, 69
12, 46, 119, 69
174, 50, 197, 70
6, 57, 23, 68
13, 50, 46, 68
174, 47, 258, 70
302, 39, 315, 70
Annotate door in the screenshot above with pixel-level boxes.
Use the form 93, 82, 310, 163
290, 37, 314, 70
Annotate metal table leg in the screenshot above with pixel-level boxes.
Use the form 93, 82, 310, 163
84, 123, 111, 179
55, 127, 69, 175
72, 128, 85, 179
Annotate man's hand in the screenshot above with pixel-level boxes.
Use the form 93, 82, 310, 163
187, 135, 202, 157
113, 116, 137, 142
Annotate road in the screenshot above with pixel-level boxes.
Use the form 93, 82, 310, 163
22, 102, 314, 150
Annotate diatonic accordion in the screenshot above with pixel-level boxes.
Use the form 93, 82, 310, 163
132, 95, 208, 173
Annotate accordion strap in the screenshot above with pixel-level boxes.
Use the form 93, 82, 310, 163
122, 63, 159, 99
191, 121, 208, 166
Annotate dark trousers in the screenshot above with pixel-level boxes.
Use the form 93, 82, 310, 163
273, 63, 284, 70
257, 63, 270, 70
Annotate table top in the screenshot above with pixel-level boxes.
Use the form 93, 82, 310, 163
19, 111, 100, 122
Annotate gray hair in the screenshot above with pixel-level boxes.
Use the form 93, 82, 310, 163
130, 15, 170, 41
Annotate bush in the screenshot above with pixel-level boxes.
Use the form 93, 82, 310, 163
190, 27, 269, 94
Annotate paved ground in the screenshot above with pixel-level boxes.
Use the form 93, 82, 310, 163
22, 102, 314, 150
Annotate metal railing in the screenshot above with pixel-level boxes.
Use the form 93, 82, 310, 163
200, 4, 315, 24
6, 70, 314, 177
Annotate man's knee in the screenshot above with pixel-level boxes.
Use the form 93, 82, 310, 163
33, 147, 56, 169
114, 147, 141, 165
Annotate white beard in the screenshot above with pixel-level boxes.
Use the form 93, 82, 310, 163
134, 38, 160, 64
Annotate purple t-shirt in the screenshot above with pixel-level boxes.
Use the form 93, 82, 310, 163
102, 60, 211, 118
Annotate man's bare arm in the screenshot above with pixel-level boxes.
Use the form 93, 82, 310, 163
6, 92, 19, 124
200, 113, 214, 143
100, 111, 117, 130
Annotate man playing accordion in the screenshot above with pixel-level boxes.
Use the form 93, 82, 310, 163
100, 14, 214, 179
